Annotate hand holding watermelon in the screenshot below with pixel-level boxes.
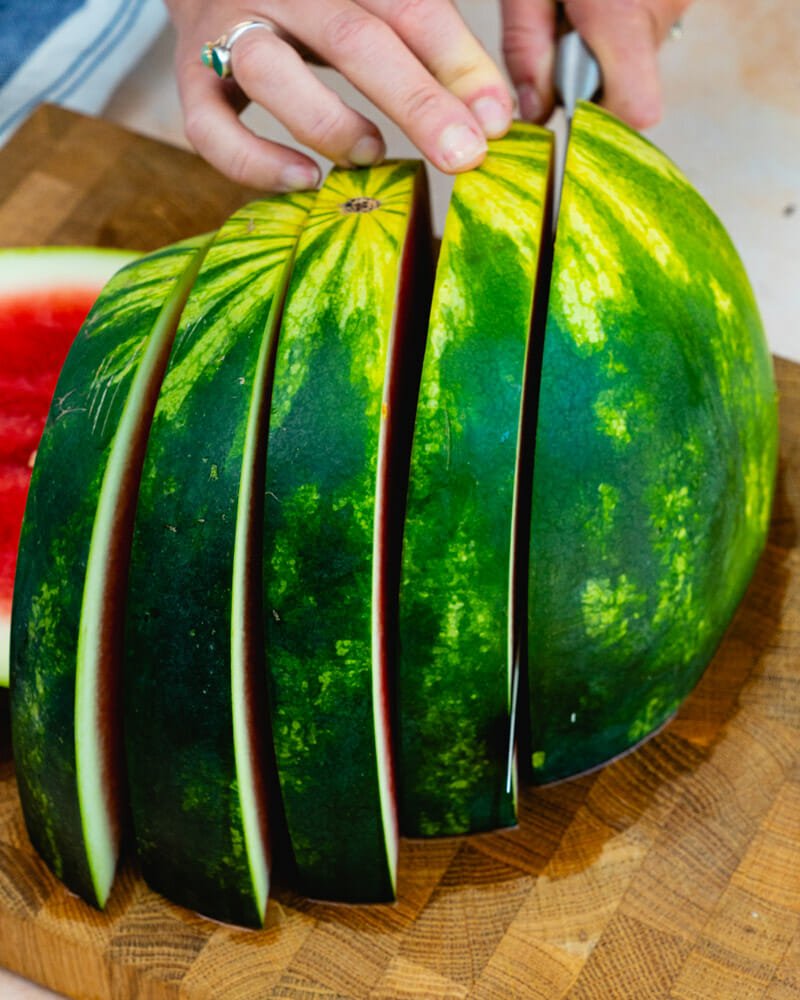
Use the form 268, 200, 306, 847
164, 0, 692, 191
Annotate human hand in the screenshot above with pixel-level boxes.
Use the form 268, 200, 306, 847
165, 0, 514, 191
501, 0, 693, 128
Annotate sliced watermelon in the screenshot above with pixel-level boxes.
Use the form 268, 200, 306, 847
263, 163, 434, 901
527, 103, 778, 784
397, 123, 552, 836
0, 247, 136, 688
10, 236, 210, 907
124, 196, 314, 927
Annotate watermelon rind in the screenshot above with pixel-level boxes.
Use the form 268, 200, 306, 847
263, 162, 432, 902
124, 196, 314, 926
0, 246, 138, 689
527, 103, 778, 784
0, 246, 136, 295
397, 123, 552, 836
10, 235, 210, 906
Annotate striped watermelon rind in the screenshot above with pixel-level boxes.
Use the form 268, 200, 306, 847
263, 162, 432, 901
527, 103, 778, 784
6, 111, 778, 916
10, 236, 209, 905
124, 196, 314, 926
398, 122, 552, 836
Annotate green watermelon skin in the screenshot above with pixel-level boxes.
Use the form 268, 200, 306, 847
397, 123, 552, 836
263, 162, 433, 902
124, 196, 313, 926
10, 237, 208, 905
527, 103, 778, 784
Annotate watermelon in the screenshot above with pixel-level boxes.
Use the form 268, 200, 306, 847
6, 110, 777, 918
123, 196, 314, 927
0, 247, 136, 688
262, 162, 434, 901
10, 236, 210, 906
397, 123, 552, 836
526, 103, 778, 784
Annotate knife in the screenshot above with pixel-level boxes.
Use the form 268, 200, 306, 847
552, 5, 602, 225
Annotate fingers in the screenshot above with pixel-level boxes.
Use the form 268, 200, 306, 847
500, 0, 557, 123
228, 29, 386, 168
361, 0, 513, 138
277, 0, 493, 173
177, 58, 323, 191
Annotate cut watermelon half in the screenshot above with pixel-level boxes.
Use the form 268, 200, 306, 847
0, 247, 137, 688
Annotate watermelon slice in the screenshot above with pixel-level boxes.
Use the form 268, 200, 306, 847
10, 237, 210, 907
526, 103, 778, 783
124, 196, 315, 926
263, 162, 434, 902
0, 247, 137, 688
397, 122, 552, 836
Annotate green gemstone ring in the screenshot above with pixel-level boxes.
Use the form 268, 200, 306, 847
201, 20, 278, 79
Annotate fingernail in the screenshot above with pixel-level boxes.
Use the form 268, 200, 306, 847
348, 135, 385, 167
437, 123, 487, 170
517, 83, 542, 122
470, 95, 511, 138
279, 164, 320, 192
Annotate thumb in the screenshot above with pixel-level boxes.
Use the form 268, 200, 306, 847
567, 0, 663, 128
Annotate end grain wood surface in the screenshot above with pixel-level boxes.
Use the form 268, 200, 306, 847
0, 106, 798, 1000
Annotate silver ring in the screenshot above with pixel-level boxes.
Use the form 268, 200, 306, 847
201, 20, 279, 78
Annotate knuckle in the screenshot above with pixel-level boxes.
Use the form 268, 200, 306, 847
439, 56, 486, 91
183, 109, 212, 153
223, 144, 264, 186
322, 9, 375, 52
400, 83, 445, 123
392, 0, 432, 33
303, 103, 350, 150
230, 39, 268, 83
502, 23, 546, 63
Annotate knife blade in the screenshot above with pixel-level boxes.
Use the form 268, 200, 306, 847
552, 6, 602, 226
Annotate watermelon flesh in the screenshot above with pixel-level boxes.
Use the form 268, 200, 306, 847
0, 247, 137, 687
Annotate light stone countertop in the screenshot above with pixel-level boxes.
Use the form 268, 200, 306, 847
1, 2, 797, 997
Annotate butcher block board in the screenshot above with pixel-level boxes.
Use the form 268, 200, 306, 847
0, 106, 798, 1000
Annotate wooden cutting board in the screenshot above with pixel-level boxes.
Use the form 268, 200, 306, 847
0, 105, 798, 1000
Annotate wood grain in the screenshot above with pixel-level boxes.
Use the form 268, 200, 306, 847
1, 106, 798, 1000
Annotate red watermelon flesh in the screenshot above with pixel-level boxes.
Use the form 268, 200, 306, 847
0, 248, 137, 686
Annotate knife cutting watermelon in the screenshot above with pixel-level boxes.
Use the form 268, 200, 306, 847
0, 247, 136, 688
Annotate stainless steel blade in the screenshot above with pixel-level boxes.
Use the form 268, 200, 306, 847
552, 23, 601, 227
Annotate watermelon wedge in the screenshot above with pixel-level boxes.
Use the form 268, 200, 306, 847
526, 103, 778, 783
0, 247, 136, 688
397, 123, 552, 836
263, 163, 434, 902
124, 196, 314, 926
10, 236, 210, 907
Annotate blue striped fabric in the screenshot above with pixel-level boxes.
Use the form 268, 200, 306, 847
0, 0, 167, 144
0, 0, 86, 86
